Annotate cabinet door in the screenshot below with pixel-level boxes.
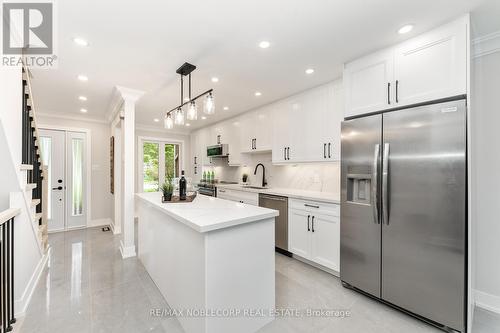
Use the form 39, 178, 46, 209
298, 88, 325, 162
225, 119, 242, 166
394, 18, 467, 107
310, 214, 340, 271
344, 48, 394, 118
288, 209, 311, 258
190, 132, 200, 181
271, 101, 290, 163
241, 112, 256, 152
323, 81, 344, 161
197, 127, 211, 166
254, 106, 272, 150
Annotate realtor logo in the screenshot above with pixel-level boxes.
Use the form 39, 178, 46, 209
2, 1, 57, 68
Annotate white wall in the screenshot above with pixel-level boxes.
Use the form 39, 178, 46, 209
472, 51, 500, 313
37, 115, 114, 223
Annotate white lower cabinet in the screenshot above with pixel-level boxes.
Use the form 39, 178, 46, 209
288, 199, 340, 272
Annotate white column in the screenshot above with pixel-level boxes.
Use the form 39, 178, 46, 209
116, 86, 144, 259
112, 119, 122, 235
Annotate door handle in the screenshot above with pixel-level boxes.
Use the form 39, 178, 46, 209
328, 143, 331, 158
382, 143, 390, 225
52, 186, 63, 190
311, 216, 315, 232
395, 80, 399, 103
372, 144, 380, 224
324, 143, 326, 159
387, 82, 391, 104
307, 215, 310, 231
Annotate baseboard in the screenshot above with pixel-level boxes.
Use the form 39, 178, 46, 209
292, 254, 340, 277
475, 289, 500, 314
14, 247, 50, 318
109, 219, 120, 235
89, 218, 113, 228
119, 240, 136, 259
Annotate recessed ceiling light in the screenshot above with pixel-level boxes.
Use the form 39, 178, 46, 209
73, 37, 89, 47
80, 108, 87, 113
211, 77, 219, 83
77, 75, 88, 81
223, 106, 229, 111
259, 41, 270, 49
186, 123, 191, 127
255, 91, 262, 97
153, 118, 159, 122
78, 96, 87, 101
398, 24, 414, 34
201, 116, 207, 120
305, 68, 315, 74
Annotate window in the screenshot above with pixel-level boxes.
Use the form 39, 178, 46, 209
39, 137, 52, 219
142, 140, 181, 192
72, 138, 84, 216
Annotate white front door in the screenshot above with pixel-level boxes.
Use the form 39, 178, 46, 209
39, 129, 87, 232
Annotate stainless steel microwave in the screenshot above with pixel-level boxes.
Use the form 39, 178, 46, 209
207, 144, 229, 157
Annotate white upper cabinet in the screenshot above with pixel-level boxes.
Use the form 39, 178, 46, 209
394, 18, 467, 106
272, 81, 343, 163
241, 107, 272, 152
344, 49, 394, 118
224, 119, 243, 166
344, 15, 468, 118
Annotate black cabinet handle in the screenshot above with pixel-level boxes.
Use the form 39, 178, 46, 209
194, 166, 197, 175
284, 147, 286, 160
328, 143, 331, 158
307, 215, 310, 231
324, 143, 326, 159
396, 80, 399, 103
304, 204, 320, 209
388, 82, 391, 104
254, 138, 257, 150
311, 216, 315, 232
287, 147, 290, 160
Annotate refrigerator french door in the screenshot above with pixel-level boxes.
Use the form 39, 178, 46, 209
340, 99, 466, 332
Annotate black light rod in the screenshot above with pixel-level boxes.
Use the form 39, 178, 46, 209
167, 88, 213, 115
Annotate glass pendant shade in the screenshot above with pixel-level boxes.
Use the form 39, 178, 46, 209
187, 101, 198, 120
164, 114, 173, 129
175, 108, 185, 125
203, 93, 215, 115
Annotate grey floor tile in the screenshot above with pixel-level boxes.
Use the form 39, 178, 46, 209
17, 226, 496, 333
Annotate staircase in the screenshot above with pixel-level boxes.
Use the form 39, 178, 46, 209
20, 67, 48, 251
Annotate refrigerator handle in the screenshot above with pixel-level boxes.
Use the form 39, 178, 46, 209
382, 143, 390, 225
372, 144, 380, 224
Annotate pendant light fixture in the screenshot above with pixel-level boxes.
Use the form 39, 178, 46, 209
164, 113, 173, 129
164, 62, 215, 129
204, 92, 215, 115
174, 107, 185, 125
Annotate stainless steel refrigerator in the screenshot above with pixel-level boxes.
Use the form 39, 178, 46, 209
340, 98, 467, 332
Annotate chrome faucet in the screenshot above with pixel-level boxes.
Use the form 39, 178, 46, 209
254, 163, 267, 188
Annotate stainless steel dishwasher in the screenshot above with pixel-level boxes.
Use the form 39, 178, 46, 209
258, 194, 290, 255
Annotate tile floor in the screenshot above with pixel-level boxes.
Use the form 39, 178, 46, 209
18, 227, 498, 333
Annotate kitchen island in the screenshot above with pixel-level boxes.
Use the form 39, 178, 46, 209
135, 192, 279, 333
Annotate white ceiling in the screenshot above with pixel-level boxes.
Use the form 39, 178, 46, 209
31, 0, 496, 132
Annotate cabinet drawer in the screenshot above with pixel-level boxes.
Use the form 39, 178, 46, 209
289, 198, 339, 216
217, 188, 259, 205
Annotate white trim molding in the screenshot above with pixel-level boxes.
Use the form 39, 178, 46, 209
475, 290, 500, 314
37, 111, 108, 124
15, 249, 50, 318
89, 218, 113, 227
472, 31, 500, 59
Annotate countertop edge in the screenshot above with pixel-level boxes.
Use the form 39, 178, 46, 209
215, 184, 341, 205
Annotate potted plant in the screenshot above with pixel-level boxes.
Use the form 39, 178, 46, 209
242, 173, 248, 183
161, 177, 174, 202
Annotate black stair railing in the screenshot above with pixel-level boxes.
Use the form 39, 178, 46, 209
21, 68, 43, 223
0, 210, 18, 332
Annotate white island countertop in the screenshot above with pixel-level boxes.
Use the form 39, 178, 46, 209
136, 192, 278, 233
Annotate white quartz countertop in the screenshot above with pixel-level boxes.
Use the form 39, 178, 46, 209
215, 184, 340, 204
135, 192, 279, 233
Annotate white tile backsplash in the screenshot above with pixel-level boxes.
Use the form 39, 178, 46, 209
205, 152, 340, 196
